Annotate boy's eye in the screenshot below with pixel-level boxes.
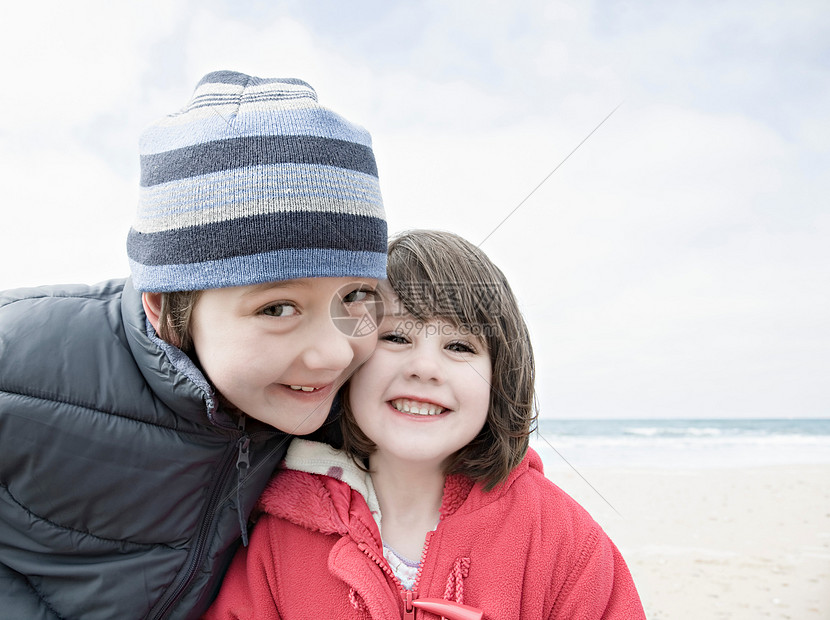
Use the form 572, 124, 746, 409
262, 303, 297, 317
342, 288, 375, 304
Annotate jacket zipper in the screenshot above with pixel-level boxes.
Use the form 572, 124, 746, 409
358, 530, 433, 619
402, 591, 416, 620
150, 436, 241, 620
406, 531, 433, 619
235, 415, 251, 546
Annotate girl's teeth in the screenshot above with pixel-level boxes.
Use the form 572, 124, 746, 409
289, 385, 316, 392
390, 398, 446, 416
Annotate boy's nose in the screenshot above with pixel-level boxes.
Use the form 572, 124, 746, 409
301, 321, 356, 372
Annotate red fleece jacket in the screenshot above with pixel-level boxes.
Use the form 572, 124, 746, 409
205, 445, 645, 619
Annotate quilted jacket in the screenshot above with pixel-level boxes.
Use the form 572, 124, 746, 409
0, 279, 290, 619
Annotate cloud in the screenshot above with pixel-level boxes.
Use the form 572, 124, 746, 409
1, 0, 827, 417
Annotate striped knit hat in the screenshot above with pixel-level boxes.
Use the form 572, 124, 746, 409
127, 70, 387, 292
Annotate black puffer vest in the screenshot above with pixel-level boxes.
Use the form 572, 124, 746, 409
0, 279, 289, 619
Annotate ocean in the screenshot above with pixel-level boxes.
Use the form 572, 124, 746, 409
530, 418, 830, 470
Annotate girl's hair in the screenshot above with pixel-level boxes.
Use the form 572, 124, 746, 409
341, 229, 538, 490
155, 290, 202, 352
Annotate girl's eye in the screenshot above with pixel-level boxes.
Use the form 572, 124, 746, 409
262, 303, 297, 317
381, 332, 409, 345
447, 340, 477, 354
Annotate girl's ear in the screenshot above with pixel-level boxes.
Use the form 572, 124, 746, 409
142, 292, 164, 334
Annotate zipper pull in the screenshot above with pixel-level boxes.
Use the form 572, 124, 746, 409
236, 413, 251, 475
236, 413, 250, 474
236, 435, 251, 472
402, 590, 416, 620
235, 415, 251, 546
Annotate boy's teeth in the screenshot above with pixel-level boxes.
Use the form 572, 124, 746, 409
289, 385, 316, 392
390, 398, 446, 416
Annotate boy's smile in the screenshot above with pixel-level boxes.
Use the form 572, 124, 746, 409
189, 277, 379, 434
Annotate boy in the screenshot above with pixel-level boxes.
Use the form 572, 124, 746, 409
0, 70, 387, 619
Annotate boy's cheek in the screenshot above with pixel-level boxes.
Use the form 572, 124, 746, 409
353, 334, 380, 368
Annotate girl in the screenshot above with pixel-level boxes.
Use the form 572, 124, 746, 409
205, 230, 645, 619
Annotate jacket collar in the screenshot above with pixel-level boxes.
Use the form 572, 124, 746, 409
256, 440, 545, 537
120, 278, 237, 429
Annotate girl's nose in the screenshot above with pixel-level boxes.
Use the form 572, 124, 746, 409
406, 344, 444, 384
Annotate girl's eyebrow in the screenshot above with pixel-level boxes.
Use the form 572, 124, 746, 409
379, 313, 409, 328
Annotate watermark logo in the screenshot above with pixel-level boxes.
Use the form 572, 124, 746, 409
390, 318, 500, 339
331, 281, 508, 338
393, 281, 505, 316
331, 281, 507, 338
330, 282, 385, 337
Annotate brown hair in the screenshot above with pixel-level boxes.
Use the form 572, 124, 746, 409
341, 229, 538, 490
154, 290, 202, 352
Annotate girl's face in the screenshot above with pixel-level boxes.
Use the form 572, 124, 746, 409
348, 294, 492, 470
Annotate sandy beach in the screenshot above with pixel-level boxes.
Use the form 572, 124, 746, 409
546, 464, 830, 619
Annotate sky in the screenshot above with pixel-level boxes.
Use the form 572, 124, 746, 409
1, 0, 827, 419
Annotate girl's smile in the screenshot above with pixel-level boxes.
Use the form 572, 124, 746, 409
348, 308, 492, 468
388, 396, 449, 417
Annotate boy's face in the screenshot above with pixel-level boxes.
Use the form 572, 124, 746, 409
189, 277, 380, 435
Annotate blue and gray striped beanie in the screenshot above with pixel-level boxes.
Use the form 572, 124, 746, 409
127, 70, 387, 292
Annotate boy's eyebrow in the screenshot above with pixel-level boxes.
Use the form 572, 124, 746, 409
242, 280, 311, 296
